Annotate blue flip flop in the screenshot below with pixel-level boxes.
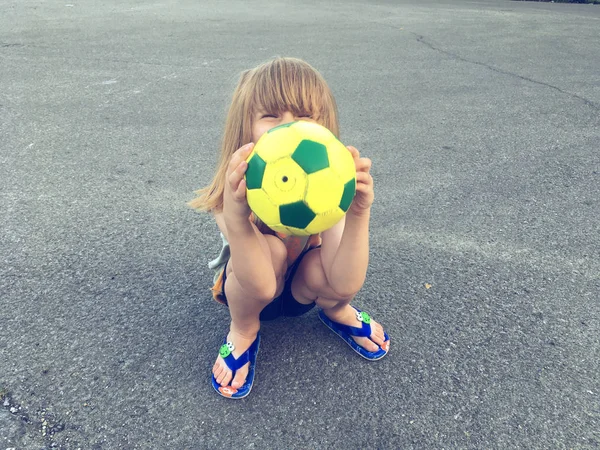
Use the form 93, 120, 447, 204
211, 333, 260, 399
318, 308, 390, 360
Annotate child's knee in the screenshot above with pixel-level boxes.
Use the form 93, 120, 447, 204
262, 235, 287, 279
226, 268, 276, 305
301, 250, 362, 300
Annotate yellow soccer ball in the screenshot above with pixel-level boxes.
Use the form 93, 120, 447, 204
245, 121, 356, 236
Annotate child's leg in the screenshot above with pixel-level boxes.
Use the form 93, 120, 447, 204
213, 233, 288, 389
290, 249, 387, 352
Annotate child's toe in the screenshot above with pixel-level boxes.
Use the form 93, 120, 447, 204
355, 336, 379, 352
231, 364, 248, 388
371, 322, 386, 345
213, 361, 231, 386
214, 356, 229, 375
219, 371, 233, 387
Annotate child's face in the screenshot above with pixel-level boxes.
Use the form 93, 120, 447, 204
252, 110, 317, 144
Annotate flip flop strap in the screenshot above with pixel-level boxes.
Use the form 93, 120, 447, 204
330, 320, 372, 338
223, 352, 249, 372
220, 337, 258, 372
329, 309, 373, 337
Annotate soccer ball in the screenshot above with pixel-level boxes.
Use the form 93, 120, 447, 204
245, 121, 356, 236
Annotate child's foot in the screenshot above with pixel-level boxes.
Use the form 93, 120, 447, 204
322, 305, 389, 353
212, 329, 257, 389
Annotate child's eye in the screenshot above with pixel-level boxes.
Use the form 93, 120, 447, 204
261, 114, 277, 119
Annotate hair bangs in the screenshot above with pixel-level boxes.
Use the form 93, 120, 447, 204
248, 58, 329, 121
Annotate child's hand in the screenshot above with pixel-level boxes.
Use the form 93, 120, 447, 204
223, 143, 254, 225
347, 146, 374, 215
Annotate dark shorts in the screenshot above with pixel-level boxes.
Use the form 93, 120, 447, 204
220, 246, 319, 321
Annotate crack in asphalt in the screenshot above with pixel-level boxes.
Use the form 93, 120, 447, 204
413, 33, 600, 111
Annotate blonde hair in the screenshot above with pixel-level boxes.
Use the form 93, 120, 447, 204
188, 57, 339, 213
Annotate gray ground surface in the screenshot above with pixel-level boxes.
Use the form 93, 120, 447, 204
1, 0, 599, 448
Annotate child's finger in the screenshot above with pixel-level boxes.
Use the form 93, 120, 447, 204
355, 157, 372, 173
228, 161, 246, 183
346, 145, 360, 159
355, 171, 373, 186
228, 161, 248, 194
227, 143, 254, 174
235, 142, 254, 162
233, 178, 247, 200
238, 142, 254, 157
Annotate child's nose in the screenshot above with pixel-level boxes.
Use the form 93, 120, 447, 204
280, 111, 296, 124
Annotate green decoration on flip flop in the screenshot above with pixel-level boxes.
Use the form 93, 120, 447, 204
356, 311, 371, 324
220, 342, 235, 358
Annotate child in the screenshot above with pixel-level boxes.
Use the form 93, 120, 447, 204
189, 57, 390, 399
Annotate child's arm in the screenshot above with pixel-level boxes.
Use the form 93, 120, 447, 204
218, 143, 277, 298
319, 146, 373, 297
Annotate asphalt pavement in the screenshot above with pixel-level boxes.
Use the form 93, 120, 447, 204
1, 0, 599, 448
